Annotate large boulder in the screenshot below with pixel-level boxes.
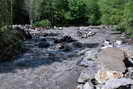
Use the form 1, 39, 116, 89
97, 48, 126, 72
95, 48, 127, 84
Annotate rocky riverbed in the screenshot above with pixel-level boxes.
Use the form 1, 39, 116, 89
0, 26, 133, 89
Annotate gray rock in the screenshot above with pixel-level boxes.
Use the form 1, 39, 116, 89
78, 72, 90, 83
38, 41, 50, 48
97, 48, 126, 72
102, 78, 133, 89
62, 44, 73, 52
95, 85, 102, 89
55, 35, 76, 43
127, 67, 133, 79
131, 85, 133, 89
79, 59, 95, 67
119, 45, 133, 59
73, 42, 83, 48
84, 49, 98, 60
78, 63, 98, 83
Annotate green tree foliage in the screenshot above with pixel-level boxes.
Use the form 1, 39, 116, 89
84, 0, 100, 25
98, 0, 125, 25
40, 0, 64, 25
24, 0, 43, 24
0, 0, 133, 37
31, 0, 43, 22
39, 0, 100, 26
0, 0, 13, 27
64, 0, 86, 24
123, 1, 133, 37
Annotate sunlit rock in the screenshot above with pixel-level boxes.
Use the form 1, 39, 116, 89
101, 78, 133, 89
83, 82, 94, 89
95, 70, 124, 84
97, 48, 126, 72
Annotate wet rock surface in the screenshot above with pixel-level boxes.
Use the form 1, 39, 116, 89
0, 26, 133, 89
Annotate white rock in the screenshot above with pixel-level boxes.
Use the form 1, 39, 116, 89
59, 27, 63, 30
114, 40, 122, 47
77, 84, 83, 89
101, 40, 113, 49
104, 40, 110, 45
115, 40, 122, 45
79, 27, 88, 30
83, 82, 94, 89
54, 26, 57, 29
102, 78, 133, 89
101, 45, 113, 49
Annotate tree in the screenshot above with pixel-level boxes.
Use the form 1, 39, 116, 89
24, 0, 34, 24
0, 0, 14, 27
122, 0, 133, 36
84, 0, 100, 25
98, 0, 125, 25
39, 0, 58, 26
31, 0, 43, 22
13, 0, 30, 24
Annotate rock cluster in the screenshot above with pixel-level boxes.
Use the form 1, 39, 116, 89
77, 28, 96, 38
76, 45, 133, 89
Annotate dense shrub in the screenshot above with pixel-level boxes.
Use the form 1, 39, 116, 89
0, 27, 27, 61
33, 19, 51, 28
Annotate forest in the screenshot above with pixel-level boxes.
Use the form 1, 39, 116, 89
0, 0, 133, 34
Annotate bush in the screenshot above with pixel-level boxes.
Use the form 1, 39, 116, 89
33, 19, 51, 28
0, 27, 25, 61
